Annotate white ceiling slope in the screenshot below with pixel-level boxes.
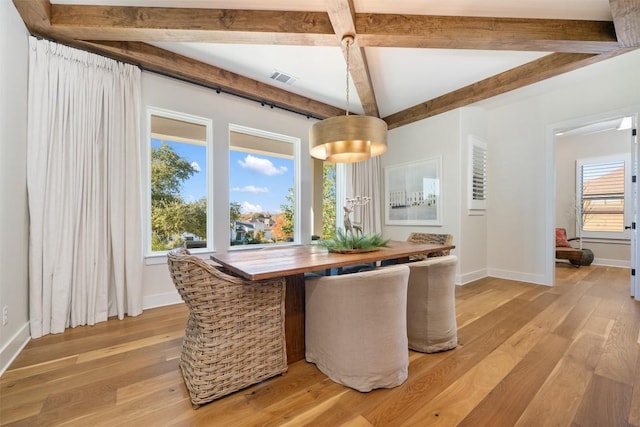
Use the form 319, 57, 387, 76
42, 0, 628, 122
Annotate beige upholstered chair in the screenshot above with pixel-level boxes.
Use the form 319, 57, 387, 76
167, 248, 287, 407
407, 232, 453, 260
406, 255, 458, 353
305, 264, 410, 392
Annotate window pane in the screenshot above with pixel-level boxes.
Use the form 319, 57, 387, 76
230, 131, 295, 246
579, 160, 625, 234
322, 162, 336, 239
582, 161, 624, 197
149, 115, 208, 252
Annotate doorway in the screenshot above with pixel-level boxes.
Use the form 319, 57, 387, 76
549, 111, 638, 299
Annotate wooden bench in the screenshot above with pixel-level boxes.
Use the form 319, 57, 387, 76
555, 247, 583, 267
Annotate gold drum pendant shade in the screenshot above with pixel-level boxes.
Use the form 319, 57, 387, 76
309, 115, 387, 163
309, 35, 388, 163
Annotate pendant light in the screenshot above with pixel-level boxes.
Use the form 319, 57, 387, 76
309, 35, 387, 163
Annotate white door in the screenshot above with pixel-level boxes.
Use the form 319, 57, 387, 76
631, 116, 639, 300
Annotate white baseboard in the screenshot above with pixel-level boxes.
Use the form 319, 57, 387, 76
487, 268, 550, 286
457, 268, 489, 285
142, 291, 183, 310
0, 322, 30, 377
592, 258, 630, 268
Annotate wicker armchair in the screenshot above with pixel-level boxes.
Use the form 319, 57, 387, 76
167, 248, 287, 407
407, 232, 453, 260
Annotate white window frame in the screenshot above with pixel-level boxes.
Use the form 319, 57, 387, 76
576, 153, 631, 240
468, 135, 488, 212
228, 124, 301, 250
144, 107, 214, 260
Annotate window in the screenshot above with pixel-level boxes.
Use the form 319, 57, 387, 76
322, 162, 337, 239
229, 125, 300, 247
468, 135, 487, 211
576, 154, 630, 239
311, 159, 343, 241
145, 108, 213, 256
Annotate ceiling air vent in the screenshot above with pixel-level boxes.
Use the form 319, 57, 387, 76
269, 70, 297, 85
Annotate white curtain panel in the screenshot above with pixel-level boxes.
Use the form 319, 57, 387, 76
351, 157, 383, 235
27, 37, 143, 338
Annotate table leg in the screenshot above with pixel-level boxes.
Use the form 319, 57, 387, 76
285, 273, 305, 363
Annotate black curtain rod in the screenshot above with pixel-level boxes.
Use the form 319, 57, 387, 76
143, 67, 323, 121
30, 33, 323, 121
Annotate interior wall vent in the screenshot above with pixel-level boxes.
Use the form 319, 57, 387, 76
269, 70, 297, 85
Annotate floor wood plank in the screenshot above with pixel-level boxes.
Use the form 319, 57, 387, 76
1, 265, 638, 426
457, 333, 570, 427
572, 374, 633, 427
513, 331, 605, 427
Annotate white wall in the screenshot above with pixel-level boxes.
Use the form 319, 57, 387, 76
382, 109, 462, 278
458, 107, 488, 283
485, 49, 640, 285
381, 107, 489, 285
556, 128, 630, 266
0, 1, 30, 375
141, 72, 317, 307
381, 50, 640, 286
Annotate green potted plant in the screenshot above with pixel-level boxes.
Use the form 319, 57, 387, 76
318, 196, 389, 253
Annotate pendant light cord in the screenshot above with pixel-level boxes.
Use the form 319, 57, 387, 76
345, 36, 351, 116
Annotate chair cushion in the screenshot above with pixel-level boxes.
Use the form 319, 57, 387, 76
555, 228, 572, 247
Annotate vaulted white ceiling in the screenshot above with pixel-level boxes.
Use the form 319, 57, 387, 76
18, 0, 636, 128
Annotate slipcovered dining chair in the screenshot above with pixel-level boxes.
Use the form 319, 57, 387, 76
406, 255, 458, 353
305, 264, 410, 392
167, 248, 287, 407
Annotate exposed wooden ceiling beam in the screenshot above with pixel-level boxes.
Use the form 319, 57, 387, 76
13, 0, 51, 35
50, 5, 336, 45
609, 0, 640, 47
46, 3, 619, 54
383, 49, 634, 130
355, 14, 619, 54
12, 0, 636, 131
326, 0, 380, 117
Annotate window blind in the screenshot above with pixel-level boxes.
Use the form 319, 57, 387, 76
468, 136, 487, 211
580, 161, 625, 232
472, 143, 488, 202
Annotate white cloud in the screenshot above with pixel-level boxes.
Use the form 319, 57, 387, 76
240, 201, 263, 213
238, 154, 287, 176
190, 161, 201, 172
231, 185, 268, 194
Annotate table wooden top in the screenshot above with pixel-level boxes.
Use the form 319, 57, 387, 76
211, 240, 454, 280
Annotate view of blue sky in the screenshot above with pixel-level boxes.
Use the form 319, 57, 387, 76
152, 139, 293, 214
230, 150, 293, 214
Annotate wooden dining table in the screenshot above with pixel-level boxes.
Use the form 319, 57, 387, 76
211, 240, 454, 363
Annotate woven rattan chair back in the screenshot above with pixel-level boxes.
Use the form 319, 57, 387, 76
406, 232, 454, 260
167, 248, 287, 407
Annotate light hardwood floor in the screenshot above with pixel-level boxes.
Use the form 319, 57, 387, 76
1, 264, 639, 426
